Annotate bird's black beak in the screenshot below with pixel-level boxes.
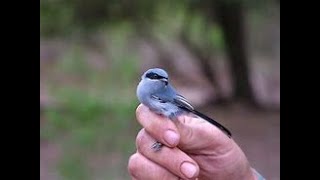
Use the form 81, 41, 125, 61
160, 78, 168, 85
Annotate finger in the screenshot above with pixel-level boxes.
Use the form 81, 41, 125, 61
128, 152, 179, 180
176, 114, 234, 154
136, 129, 199, 179
136, 104, 180, 147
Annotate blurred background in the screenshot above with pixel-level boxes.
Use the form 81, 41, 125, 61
40, 0, 280, 179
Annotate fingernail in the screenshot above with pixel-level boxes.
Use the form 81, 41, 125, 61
164, 130, 179, 146
180, 162, 197, 178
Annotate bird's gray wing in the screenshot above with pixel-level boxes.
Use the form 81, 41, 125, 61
151, 94, 167, 103
150, 83, 194, 111
150, 84, 177, 103
152, 93, 232, 138
151, 93, 194, 111
173, 94, 194, 112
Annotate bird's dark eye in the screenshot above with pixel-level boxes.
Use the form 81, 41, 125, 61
146, 72, 162, 79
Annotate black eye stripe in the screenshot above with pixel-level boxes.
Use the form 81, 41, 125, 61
146, 72, 167, 80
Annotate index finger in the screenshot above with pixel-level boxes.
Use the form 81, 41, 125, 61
136, 104, 180, 147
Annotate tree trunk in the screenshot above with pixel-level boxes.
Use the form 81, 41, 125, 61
213, 2, 255, 104
178, 8, 227, 103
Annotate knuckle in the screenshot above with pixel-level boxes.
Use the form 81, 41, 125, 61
128, 153, 140, 175
135, 129, 147, 152
183, 124, 194, 141
135, 104, 146, 120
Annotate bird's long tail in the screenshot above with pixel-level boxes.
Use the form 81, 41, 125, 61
190, 109, 232, 138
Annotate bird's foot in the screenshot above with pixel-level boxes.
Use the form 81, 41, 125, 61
151, 141, 163, 152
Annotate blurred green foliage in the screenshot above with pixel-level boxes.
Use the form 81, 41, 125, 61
40, 0, 233, 51
40, 26, 141, 179
40, 0, 75, 36
40, 0, 275, 37
58, 155, 89, 180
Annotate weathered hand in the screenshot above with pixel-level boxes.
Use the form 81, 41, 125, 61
128, 104, 257, 180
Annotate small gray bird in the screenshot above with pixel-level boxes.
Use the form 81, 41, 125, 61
136, 68, 232, 151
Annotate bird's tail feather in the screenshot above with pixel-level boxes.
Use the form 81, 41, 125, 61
191, 109, 232, 138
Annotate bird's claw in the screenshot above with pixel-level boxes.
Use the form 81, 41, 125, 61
151, 142, 163, 151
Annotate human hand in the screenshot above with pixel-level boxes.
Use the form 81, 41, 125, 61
128, 104, 257, 180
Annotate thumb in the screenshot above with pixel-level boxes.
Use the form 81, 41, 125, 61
175, 114, 233, 154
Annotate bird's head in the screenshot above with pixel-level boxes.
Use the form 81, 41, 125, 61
142, 68, 169, 85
